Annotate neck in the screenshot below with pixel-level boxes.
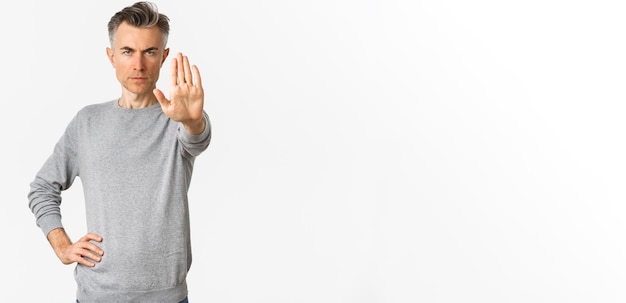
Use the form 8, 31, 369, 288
118, 92, 158, 109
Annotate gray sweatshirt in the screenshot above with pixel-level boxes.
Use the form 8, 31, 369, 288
28, 100, 211, 302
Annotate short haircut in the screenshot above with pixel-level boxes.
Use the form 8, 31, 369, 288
107, 1, 170, 48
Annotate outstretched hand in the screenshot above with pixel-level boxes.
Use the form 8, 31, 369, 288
154, 52, 205, 134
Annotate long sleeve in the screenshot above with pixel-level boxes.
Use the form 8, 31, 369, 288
177, 111, 211, 159
28, 115, 80, 236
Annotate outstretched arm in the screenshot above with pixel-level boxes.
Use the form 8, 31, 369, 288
153, 52, 206, 135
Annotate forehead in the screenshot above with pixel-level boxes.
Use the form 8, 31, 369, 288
112, 21, 164, 48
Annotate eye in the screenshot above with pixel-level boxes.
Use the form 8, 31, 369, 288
122, 49, 131, 55
146, 50, 155, 56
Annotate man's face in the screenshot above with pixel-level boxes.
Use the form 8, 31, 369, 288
106, 22, 169, 96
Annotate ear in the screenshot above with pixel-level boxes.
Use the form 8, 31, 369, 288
106, 47, 115, 66
161, 48, 170, 66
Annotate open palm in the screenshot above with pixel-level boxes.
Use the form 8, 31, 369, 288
154, 52, 204, 127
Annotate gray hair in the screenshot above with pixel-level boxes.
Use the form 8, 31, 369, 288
107, 1, 170, 47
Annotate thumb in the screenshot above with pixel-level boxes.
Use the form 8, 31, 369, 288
153, 88, 169, 106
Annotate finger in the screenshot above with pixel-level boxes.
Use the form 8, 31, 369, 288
183, 55, 192, 85
153, 88, 168, 105
153, 88, 172, 114
77, 252, 99, 267
177, 53, 185, 84
70, 247, 99, 267
78, 233, 104, 254
79, 233, 102, 243
84, 249, 103, 262
192, 65, 202, 88
87, 233, 102, 242
86, 233, 102, 241
77, 247, 103, 263
81, 241, 105, 256
170, 56, 178, 87
74, 237, 104, 256
75, 256, 96, 267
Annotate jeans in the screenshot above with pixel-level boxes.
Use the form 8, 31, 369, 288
77, 297, 188, 303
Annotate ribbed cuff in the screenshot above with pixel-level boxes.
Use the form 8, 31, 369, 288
38, 214, 64, 237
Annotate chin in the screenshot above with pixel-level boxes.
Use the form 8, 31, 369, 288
124, 85, 154, 95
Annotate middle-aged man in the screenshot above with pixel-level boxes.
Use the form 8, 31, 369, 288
28, 2, 211, 302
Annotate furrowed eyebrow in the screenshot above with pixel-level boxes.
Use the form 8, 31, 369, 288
119, 47, 160, 52
143, 47, 159, 53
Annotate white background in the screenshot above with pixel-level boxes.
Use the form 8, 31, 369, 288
2, 0, 625, 302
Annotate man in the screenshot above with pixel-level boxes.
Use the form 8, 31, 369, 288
28, 2, 210, 302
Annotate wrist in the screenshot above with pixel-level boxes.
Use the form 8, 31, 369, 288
47, 228, 72, 256
183, 117, 205, 135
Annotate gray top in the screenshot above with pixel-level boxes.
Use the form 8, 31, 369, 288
28, 100, 211, 302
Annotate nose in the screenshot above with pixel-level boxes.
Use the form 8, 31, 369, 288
132, 53, 145, 71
